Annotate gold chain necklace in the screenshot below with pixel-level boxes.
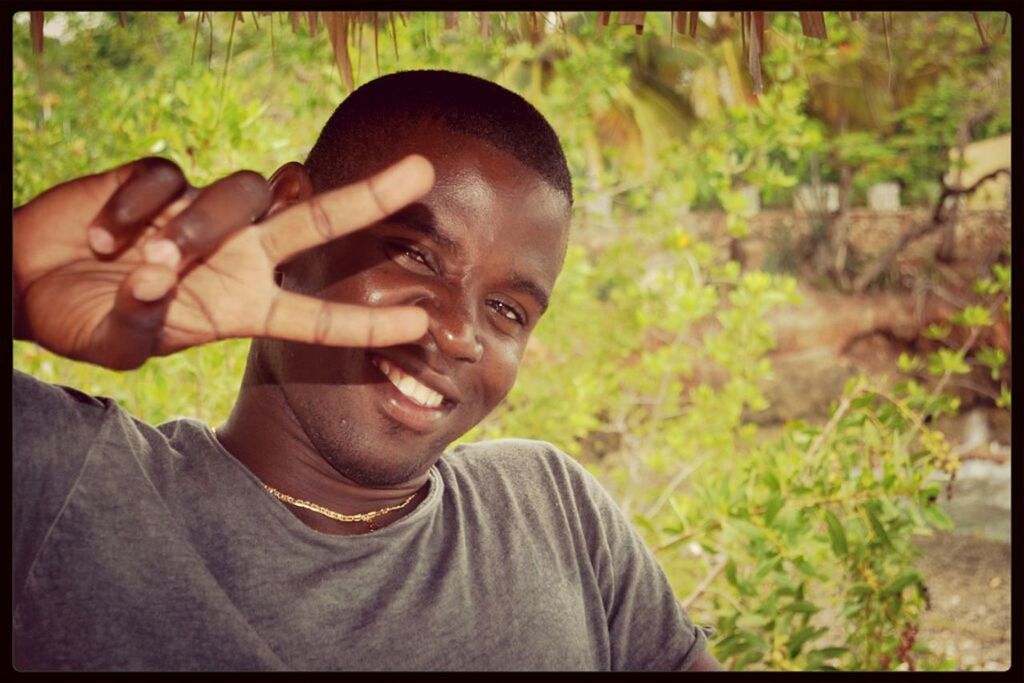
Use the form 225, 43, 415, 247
263, 485, 418, 532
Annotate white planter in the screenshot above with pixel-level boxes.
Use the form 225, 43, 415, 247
738, 184, 761, 215
867, 182, 901, 211
794, 183, 839, 213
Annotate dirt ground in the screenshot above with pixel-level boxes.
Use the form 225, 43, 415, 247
912, 532, 1011, 671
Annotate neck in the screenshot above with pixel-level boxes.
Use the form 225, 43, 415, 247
217, 380, 430, 536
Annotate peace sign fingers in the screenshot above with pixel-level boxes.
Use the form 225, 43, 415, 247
257, 154, 435, 267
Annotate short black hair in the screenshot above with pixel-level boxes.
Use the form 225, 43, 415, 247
304, 70, 573, 206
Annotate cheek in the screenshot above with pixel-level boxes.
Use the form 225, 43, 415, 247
480, 343, 523, 406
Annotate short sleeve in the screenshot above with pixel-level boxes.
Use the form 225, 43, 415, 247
569, 455, 710, 670
12, 370, 113, 593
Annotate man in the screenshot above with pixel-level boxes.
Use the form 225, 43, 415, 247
13, 70, 721, 671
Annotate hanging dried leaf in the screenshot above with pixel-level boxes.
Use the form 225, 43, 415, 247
689, 11, 700, 38
596, 11, 611, 34
308, 12, 319, 38
206, 11, 214, 69
190, 12, 201, 64
971, 12, 988, 45
177, 12, 186, 25
445, 12, 459, 30
884, 12, 894, 92
390, 12, 400, 60
222, 11, 240, 83
323, 12, 354, 93
290, 12, 300, 34
480, 12, 491, 41
235, 11, 244, 24
29, 11, 44, 54
851, 12, 861, 22
618, 11, 646, 35
753, 11, 766, 55
740, 10, 747, 61
118, 13, 127, 28
799, 11, 828, 40
748, 13, 764, 94
373, 12, 380, 77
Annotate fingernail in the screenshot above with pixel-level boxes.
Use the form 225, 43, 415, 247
143, 239, 181, 269
132, 277, 171, 302
89, 227, 115, 254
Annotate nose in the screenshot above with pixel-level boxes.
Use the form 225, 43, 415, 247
426, 294, 484, 364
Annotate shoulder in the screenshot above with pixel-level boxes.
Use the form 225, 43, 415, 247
13, 370, 118, 462
443, 438, 595, 487
440, 438, 616, 520
14, 369, 112, 416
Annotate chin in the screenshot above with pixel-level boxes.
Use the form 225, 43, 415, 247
304, 414, 456, 487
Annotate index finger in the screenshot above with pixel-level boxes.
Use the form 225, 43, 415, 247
261, 291, 429, 348
257, 155, 434, 265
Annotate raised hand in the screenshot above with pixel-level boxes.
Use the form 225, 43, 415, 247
13, 155, 434, 370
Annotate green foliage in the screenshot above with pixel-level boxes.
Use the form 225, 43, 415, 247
646, 256, 1008, 671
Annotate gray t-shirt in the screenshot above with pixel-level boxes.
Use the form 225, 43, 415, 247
13, 370, 707, 671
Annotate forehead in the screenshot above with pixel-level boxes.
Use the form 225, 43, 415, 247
393, 124, 569, 254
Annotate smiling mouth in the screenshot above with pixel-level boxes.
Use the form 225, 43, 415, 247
370, 356, 448, 409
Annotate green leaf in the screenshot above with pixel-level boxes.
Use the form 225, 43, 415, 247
976, 347, 1007, 380
849, 583, 874, 599
733, 648, 766, 670
730, 518, 767, 543
921, 503, 954, 531
865, 506, 893, 548
951, 305, 994, 328
881, 570, 922, 597
823, 509, 848, 556
764, 494, 784, 525
787, 625, 827, 658
996, 386, 1011, 409
924, 323, 951, 341
896, 352, 922, 373
792, 556, 825, 579
783, 600, 821, 614
927, 348, 971, 376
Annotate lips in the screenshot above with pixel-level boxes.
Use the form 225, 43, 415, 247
368, 353, 459, 433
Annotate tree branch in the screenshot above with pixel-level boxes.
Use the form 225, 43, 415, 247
852, 167, 1009, 293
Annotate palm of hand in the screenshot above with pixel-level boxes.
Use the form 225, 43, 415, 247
14, 156, 434, 370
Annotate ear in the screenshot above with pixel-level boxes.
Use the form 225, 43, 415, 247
266, 162, 314, 219
265, 162, 314, 286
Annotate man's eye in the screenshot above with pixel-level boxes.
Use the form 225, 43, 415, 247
385, 241, 434, 272
488, 299, 526, 326
404, 247, 428, 264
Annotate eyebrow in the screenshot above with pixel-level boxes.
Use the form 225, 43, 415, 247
389, 206, 459, 254
508, 273, 550, 314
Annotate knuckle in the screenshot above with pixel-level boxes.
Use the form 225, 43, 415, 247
307, 196, 335, 241
364, 176, 391, 216
314, 302, 332, 345
259, 228, 284, 264
365, 307, 376, 347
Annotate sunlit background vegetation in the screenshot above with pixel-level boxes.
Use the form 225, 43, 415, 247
13, 12, 1011, 671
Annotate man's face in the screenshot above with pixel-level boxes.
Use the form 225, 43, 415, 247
260, 123, 571, 486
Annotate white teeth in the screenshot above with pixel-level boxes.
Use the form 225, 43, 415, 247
373, 357, 445, 409
396, 375, 419, 397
